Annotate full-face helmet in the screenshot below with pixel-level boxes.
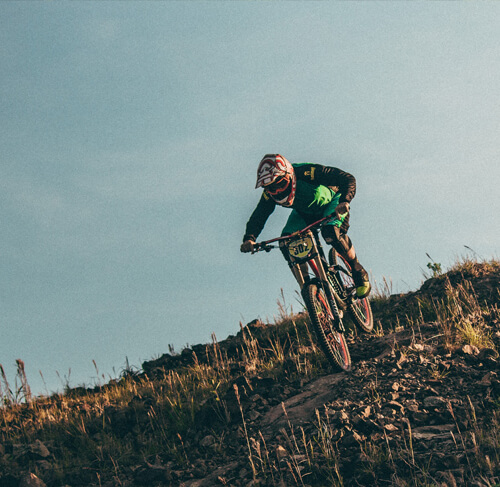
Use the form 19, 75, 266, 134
255, 154, 296, 206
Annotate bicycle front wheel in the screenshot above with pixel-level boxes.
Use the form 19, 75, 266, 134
303, 282, 351, 372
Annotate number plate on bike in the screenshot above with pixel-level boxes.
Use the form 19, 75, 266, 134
288, 236, 314, 259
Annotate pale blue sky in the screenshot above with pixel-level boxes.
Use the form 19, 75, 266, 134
1, 1, 499, 396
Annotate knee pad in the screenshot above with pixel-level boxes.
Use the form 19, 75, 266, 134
322, 226, 352, 255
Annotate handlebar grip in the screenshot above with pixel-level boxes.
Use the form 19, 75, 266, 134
253, 243, 276, 253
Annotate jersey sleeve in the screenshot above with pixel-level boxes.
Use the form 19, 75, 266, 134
294, 163, 356, 203
243, 192, 276, 241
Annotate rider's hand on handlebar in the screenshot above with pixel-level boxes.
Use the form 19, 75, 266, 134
334, 202, 350, 221
240, 239, 256, 253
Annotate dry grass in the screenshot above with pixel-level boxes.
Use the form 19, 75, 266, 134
0, 314, 327, 484
0, 257, 499, 486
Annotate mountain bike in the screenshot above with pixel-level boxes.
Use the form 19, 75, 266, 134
252, 215, 373, 371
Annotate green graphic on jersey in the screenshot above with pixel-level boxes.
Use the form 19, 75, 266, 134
309, 185, 333, 207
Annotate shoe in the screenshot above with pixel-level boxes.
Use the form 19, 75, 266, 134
355, 282, 371, 299
351, 265, 371, 299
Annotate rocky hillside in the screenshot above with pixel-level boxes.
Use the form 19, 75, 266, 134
1, 259, 499, 487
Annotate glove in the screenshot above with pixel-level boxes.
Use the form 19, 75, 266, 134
240, 240, 255, 253
334, 202, 350, 221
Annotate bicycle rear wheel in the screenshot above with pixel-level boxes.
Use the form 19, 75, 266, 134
303, 282, 351, 372
335, 254, 373, 333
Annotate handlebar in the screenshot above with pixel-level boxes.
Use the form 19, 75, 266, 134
252, 214, 341, 253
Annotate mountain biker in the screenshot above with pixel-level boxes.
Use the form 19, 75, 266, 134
241, 154, 371, 299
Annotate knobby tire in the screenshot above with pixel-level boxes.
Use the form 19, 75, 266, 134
303, 282, 351, 372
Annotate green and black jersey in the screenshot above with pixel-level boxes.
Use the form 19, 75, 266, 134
243, 163, 356, 242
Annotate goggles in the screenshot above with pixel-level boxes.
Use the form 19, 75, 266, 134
264, 175, 290, 195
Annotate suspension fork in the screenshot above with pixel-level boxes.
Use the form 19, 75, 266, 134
288, 230, 327, 288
